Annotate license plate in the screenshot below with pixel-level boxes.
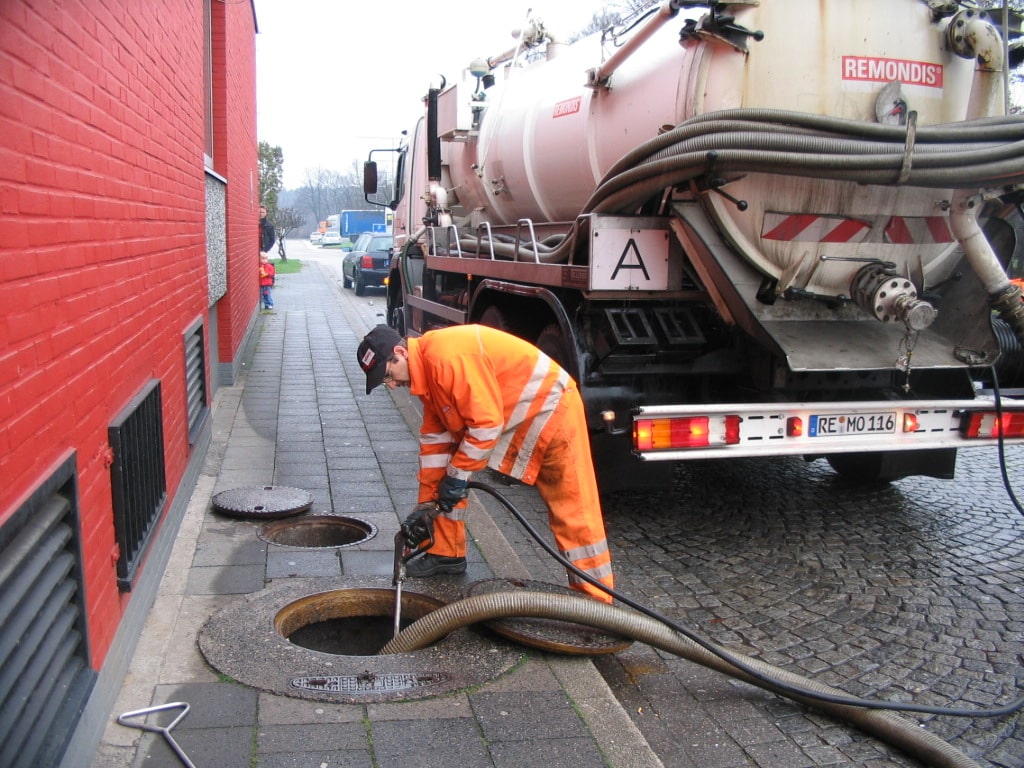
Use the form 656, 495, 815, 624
808, 412, 896, 437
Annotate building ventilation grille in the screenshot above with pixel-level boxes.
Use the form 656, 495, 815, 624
109, 379, 167, 592
184, 320, 209, 444
0, 455, 95, 768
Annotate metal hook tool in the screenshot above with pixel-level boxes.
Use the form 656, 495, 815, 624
117, 701, 197, 768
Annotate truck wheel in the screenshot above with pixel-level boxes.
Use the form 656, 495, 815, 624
826, 448, 955, 483
535, 323, 571, 373
478, 305, 507, 332
389, 306, 406, 337
826, 452, 899, 483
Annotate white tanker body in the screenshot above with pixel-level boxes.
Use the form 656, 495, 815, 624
367, 0, 1024, 490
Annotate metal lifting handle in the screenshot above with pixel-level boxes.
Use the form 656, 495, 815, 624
117, 701, 196, 768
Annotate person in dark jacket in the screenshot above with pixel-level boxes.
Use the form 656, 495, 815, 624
259, 205, 276, 254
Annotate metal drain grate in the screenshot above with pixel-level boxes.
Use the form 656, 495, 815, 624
291, 672, 448, 693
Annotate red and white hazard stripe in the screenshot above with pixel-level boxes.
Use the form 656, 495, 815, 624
761, 212, 954, 245
884, 216, 953, 244
762, 213, 870, 243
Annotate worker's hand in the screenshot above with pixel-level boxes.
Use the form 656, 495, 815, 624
401, 503, 437, 549
436, 475, 469, 512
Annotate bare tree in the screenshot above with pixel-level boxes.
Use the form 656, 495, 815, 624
567, 1, 658, 42
271, 207, 306, 260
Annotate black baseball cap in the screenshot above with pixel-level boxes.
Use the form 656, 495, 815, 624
357, 325, 403, 394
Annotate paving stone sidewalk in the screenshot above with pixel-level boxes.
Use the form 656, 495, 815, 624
88, 257, 661, 768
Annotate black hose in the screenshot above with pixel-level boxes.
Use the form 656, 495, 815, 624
456, 108, 1024, 265
988, 365, 1024, 517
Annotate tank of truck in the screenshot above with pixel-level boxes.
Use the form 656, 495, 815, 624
436, 0, 999, 304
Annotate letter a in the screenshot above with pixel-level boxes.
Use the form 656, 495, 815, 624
610, 238, 650, 281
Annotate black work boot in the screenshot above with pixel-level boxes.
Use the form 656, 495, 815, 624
406, 554, 467, 577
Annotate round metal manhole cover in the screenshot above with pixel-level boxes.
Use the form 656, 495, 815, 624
211, 486, 314, 520
258, 515, 377, 548
465, 578, 633, 656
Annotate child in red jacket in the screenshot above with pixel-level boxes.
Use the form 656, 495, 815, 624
259, 252, 276, 310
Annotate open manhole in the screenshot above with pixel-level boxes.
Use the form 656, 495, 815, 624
276, 587, 441, 655
211, 486, 313, 520
258, 515, 376, 549
199, 577, 524, 703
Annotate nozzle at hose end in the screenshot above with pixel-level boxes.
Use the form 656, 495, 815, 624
991, 283, 1024, 348
392, 531, 407, 587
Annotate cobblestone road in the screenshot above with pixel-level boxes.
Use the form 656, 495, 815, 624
474, 447, 1024, 768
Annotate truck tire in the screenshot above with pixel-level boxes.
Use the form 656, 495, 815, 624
826, 448, 955, 483
826, 452, 895, 483
478, 305, 508, 333
389, 306, 406, 337
535, 323, 571, 373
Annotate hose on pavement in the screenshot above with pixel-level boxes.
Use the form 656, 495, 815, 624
381, 480, 1023, 768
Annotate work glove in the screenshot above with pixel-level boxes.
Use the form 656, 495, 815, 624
436, 475, 469, 512
401, 503, 437, 549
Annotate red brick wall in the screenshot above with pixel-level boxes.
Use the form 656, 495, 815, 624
0, 0, 257, 663
213, 0, 260, 366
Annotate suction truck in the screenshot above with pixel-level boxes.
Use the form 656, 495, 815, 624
364, 0, 1024, 490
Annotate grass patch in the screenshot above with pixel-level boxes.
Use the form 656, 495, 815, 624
271, 258, 302, 274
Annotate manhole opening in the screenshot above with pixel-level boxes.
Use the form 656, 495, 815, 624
275, 588, 445, 655
259, 515, 377, 548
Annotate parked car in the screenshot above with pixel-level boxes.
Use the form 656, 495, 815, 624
309, 230, 323, 245
321, 231, 342, 247
341, 232, 393, 295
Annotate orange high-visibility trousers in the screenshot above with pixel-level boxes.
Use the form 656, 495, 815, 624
533, 386, 613, 603
429, 386, 614, 604
427, 504, 467, 559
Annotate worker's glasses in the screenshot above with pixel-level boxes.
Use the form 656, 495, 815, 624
382, 356, 398, 385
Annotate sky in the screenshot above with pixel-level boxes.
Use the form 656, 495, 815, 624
253, 0, 603, 189
254, 2, 1023, 190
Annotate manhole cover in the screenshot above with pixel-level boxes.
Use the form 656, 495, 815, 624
258, 515, 376, 548
211, 486, 313, 520
465, 579, 633, 656
291, 672, 449, 693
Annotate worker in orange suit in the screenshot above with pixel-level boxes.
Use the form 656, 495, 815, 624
357, 324, 614, 603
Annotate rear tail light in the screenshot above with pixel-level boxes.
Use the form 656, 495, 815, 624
361, 255, 374, 268
962, 410, 1024, 438
634, 415, 741, 451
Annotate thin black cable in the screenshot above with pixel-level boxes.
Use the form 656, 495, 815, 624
466, 481, 1024, 718
989, 365, 1024, 516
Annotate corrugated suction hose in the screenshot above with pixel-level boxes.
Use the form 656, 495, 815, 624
381, 590, 981, 768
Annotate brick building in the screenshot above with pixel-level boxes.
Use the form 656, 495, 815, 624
0, 1, 261, 764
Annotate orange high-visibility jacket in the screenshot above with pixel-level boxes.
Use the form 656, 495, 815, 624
407, 325, 572, 500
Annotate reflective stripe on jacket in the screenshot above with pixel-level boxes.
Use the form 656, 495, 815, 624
409, 325, 571, 500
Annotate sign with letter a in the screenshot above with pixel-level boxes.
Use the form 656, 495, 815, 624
590, 220, 671, 291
